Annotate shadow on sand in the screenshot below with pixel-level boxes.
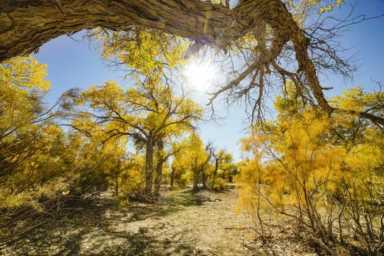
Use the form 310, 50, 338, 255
0, 189, 212, 255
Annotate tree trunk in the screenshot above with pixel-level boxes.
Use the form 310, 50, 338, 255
192, 169, 200, 193
211, 158, 219, 189
170, 167, 175, 189
191, 155, 201, 193
114, 172, 119, 197
228, 170, 233, 183
114, 160, 121, 197
154, 140, 164, 196
144, 139, 154, 195
202, 171, 208, 190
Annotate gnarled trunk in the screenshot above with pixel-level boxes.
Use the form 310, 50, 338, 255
114, 171, 119, 197
192, 168, 200, 193
0, 0, 298, 63
144, 138, 154, 195
202, 171, 208, 190
154, 140, 164, 196
211, 158, 219, 190
170, 167, 175, 189
0, 0, 246, 61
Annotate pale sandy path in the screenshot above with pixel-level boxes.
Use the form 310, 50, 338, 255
1, 189, 314, 255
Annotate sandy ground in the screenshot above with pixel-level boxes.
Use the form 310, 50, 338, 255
0, 189, 315, 256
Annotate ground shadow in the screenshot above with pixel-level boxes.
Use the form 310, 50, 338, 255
0, 190, 211, 256
0, 195, 114, 255
118, 189, 212, 223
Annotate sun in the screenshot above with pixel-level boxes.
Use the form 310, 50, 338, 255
182, 56, 219, 92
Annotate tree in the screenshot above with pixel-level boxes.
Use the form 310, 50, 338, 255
0, 56, 50, 145
0, 61, 125, 207
0, 56, 66, 208
210, 149, 235, 190
237, 83, 384, 254
153, 139, 183, 196
2, 0, 382, 126
170, 143, 190, 189
171, 133, 213, 192
72, 81, 202, 196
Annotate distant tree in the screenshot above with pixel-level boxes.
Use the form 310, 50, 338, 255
171, 133, 213, 192
210, 149, 235, 190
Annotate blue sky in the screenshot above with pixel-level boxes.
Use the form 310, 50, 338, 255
320, 0, 384, 95
35, 0, 384, 160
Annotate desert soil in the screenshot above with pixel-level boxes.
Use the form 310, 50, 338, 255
0, 189, 315, 256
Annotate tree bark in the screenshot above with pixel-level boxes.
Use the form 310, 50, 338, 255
202, 171, 208, 190
211, 158, 219, 189
191, 156, 200, 193
192, 168, 200, 193
154, 140, 164, 196
170, 167, 175, 189
0, 0, 295, 62
144, 138, 154, 195
114, 172, 119, 197
113, 160, 121, 197
0, 0, 246, 61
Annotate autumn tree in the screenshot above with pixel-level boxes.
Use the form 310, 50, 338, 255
171, 133, 213, 192
209, 149, 236, 190
0, 57, 78, 208
0, 56, 50, 150
170, 142, 191, 189
0, 55, 121, 208
71, 81, 202, 196
170, 142, 236, 191
153, 139, 184, 196
237, 82, 384, 254
67, 125, 145, 198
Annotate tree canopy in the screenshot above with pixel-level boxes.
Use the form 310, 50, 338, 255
2, 0, 383, 126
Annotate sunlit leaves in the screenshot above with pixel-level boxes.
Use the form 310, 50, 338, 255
171, 133, 209, 184
290, 0, 344, 14
97, 28, 188, 82
237, 84, 384, 242
0, 56, 50, 91
0, 57, 51, 142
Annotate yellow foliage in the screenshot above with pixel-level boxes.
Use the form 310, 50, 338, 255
97, 29, 188, 83
0, 56, 50, 91
238, 85, 384, 245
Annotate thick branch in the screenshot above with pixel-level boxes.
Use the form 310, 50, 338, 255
0, 0, 249, 61
2, 0, 382, 125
